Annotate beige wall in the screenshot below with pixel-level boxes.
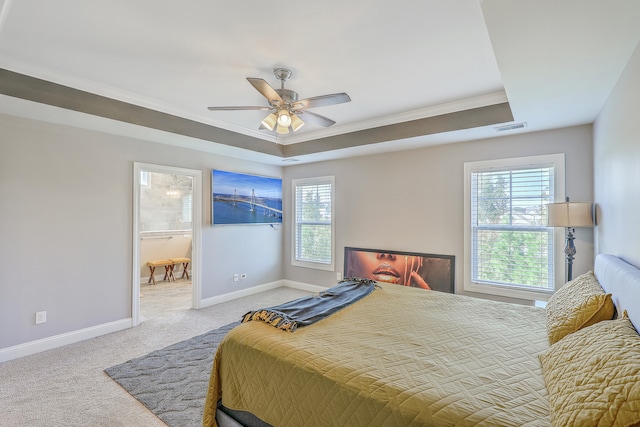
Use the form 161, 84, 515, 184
594, 40, 640, 267
0, 114, 283, 349
283, 125, 594, 304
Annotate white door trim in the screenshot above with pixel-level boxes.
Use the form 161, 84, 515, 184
132, 162, 203, 326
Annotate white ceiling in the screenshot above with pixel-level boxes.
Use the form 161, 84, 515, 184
1, 0, 639, 165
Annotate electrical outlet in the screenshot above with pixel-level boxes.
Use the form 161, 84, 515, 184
240, 273, 247, 279
337, 272, 342, 281
233, 274, 239, 282
35, 311, 47, 324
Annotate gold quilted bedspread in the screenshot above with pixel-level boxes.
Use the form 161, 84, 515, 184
203, 283, 550, 427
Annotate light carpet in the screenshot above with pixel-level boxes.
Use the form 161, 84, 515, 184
105, 321, 240, 427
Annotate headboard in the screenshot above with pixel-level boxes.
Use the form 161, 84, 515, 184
594, 253, 640, 332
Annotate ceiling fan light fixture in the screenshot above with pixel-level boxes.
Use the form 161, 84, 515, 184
277, 110, 291, 127
207, 67, 351, 133
290, 114, 304, 132
261, 112, 277, 131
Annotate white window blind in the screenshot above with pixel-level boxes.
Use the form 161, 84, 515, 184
462, 153, 565, 301
469, 161, 558, 295
293, 177, 334, 269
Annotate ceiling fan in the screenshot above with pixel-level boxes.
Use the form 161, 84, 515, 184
207, 68, 351, 135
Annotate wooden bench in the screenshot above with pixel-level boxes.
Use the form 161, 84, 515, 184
169, 257, 191, 280
146, 258, 191, 285
146, 259, 175, 285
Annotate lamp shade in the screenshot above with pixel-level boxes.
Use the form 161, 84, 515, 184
261, 113, 277, 131
276, 124, 289, 134
262, 113, 278, 130
547, 202, 594, 227
290, 114, 304, 132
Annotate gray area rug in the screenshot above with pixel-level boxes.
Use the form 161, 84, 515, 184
105, 321, 240, 426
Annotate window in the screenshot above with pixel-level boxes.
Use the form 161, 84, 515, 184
292, 176, 335, 271
464, 154, 565, 300
182, 194, 193, 223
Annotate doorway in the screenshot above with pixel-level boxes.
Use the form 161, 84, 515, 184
132, 163, 202, 326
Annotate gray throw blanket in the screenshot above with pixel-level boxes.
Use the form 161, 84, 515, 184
242, 278, 377, 332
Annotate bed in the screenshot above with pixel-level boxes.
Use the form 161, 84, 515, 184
203, 254, 640, 427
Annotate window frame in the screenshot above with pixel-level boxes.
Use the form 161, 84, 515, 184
463, 154, 566, 301
291, 176, 335, 271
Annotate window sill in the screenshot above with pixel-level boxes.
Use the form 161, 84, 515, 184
463, 281, 554, 301
292, 259, 335, 272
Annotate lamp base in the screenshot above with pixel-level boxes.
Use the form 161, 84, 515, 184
564, 227, 576, 282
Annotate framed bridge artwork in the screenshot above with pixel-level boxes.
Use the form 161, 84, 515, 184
344, 247, 454, 293
211, 170, 282, 225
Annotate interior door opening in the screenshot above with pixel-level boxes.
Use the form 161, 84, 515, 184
132, 163, 202, 326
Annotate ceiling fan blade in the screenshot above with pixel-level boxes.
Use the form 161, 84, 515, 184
296, 110, 336, 127
247, 78, 283, 104
292, 93, 351, 110
207, 106, 273, 111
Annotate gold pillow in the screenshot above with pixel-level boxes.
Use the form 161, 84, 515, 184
539, 318, 640, 427
545, 270, 614, 344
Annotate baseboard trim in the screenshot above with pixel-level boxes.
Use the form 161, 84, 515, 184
200, 280, 285, 308
281, 279, 328, 293
1, 280, 325, 363
199, 280, 328, 309
0, 318, 132, 363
